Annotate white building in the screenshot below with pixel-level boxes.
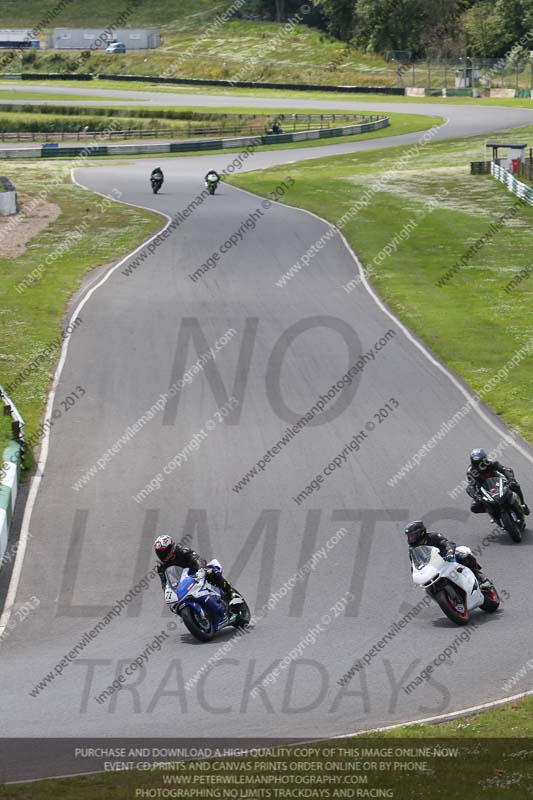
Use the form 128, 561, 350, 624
0, 29, 40, 49
49, 28, 160, 50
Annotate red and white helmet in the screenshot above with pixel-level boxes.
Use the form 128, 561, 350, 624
154, 534, 176, 563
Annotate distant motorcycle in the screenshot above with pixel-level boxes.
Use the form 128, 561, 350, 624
164, 560, 250, 642
267, 121, 283, 135
478, 475, 526, 542
411, 545, 500, 625
205, 173, 219, 195
151, 174, 163, 194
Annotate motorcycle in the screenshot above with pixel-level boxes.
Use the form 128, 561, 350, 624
151, 175, 163, 194
205, 174, 219, 195
164, 560, 250, 642
478, 475, 525, 543
411, 545, 500, 625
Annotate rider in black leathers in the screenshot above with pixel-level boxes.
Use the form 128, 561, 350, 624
466, 448, 529, 515
151, 166, 164, 184
154, 535, 242, 607
204, 169, 220, 183
405, 520, 491, 588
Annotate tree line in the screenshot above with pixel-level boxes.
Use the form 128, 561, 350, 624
242, 1, 533, 58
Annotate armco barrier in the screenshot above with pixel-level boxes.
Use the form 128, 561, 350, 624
98, 73, 405, 95
41, 145, 108, 158
20, 72, 93, 81
0, 384, 25, 569
491, 161, 533, 206
0, 147, 41, 159
0, 118, 389, 159
0, 384, 25, 456
0, 442, 21, 567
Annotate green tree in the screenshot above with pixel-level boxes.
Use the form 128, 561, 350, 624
313, 1, 356, 39
494, 0, 526, 42
461, 0, 502, 55
353, 0, 428, 54
243, 0, 306, 21
493, 0, 533, 46
275, 0, 287, 20
421, 0, 466, 57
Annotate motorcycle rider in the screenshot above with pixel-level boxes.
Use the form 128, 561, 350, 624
270, 120, 282, 134
204, 169, 220, 185
466, 448, 529, 516
405, 520, 491, 589
154, 535, 243, 607
151, 166, 164, 185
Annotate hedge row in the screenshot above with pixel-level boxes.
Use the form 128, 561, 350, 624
0, 104, 257, 121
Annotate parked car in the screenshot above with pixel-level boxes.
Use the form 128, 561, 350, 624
105, 41, 126, 54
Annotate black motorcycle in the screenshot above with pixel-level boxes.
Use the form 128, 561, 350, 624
151, 175, 163, 194
478, 474, 526, 542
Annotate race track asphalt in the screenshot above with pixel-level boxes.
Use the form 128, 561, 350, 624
0, 88, 532, 780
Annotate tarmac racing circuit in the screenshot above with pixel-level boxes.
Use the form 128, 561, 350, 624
0, 87, 532, 780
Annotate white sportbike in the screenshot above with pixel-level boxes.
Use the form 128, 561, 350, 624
411, 545, 500, 625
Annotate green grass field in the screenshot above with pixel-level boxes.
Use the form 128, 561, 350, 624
0, 0, 218, 28
0, 1, 398, 87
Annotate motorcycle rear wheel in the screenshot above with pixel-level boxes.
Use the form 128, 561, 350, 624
481, 586, 500, 613
181, 605, 216, 642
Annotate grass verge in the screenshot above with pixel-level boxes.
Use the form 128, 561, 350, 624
0, 90, 120, 101
0, 696, 531, 798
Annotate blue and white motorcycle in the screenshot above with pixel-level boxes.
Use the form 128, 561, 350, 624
164, 560, 250, 642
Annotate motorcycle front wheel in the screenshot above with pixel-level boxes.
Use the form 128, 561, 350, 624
231, 598, 251, 629
181, 605, 216, 642
434, 586, 470, 625
500, 509, 522, 542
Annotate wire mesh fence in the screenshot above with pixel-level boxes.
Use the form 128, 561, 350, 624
392, 57, 533, 90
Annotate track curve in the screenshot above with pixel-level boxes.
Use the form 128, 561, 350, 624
1, 93, 532, 779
